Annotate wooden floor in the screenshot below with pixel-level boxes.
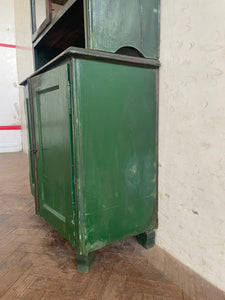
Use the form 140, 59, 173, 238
0, 153, 224, 300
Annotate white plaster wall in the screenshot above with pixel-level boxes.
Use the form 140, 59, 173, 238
14, 0, 34, 153
0, 0, 21, 153
158, 0, 225, 291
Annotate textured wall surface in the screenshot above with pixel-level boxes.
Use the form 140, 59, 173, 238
157, 0, 225, 291
14, 0, 34, 153
0, 0, 21, 152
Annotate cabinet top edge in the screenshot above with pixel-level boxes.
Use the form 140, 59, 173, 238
20, 46, 160, 85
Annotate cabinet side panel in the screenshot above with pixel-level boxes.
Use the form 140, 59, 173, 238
75, 58, 157, 253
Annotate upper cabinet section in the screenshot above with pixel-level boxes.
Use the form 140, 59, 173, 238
84, 0, 160, 59
32, 0, 160, 69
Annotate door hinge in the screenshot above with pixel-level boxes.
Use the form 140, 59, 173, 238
68, 96, 72, 115
67, 79, 72, 115
31, 144, 39, 158
66, 64, 72, 115
31, 148, 37, 154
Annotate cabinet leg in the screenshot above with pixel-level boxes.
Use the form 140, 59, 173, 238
137, 230, 155, 249
76, 252, 95, 273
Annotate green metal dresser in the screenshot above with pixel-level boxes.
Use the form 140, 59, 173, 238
22, 48, 159, 272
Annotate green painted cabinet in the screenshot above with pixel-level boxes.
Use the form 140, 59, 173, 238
23, 48, 159, 272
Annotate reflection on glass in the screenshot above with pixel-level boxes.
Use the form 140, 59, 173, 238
35, 0, 47, 30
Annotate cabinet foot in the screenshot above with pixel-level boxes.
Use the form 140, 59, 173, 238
76, 252, 95, 273
137, 230, 155, 249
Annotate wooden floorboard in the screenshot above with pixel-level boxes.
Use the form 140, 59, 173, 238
0, 152, 224, 299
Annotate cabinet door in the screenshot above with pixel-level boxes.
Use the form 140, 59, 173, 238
73, 58, 157, 253
31, 64, 75, 244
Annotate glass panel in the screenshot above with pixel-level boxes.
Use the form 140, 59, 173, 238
51, 0, 69, 19
35, 0, 47, 30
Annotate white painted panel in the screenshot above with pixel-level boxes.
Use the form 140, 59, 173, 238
14, 0, 34, 153
0, 130, 22, 153
0, 47, 20, 125
0, 0, 21, 153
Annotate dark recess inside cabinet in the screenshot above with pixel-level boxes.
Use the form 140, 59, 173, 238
33, 0, 84, 69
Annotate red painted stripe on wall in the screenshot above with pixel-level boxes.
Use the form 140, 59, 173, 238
16, 45, 32, 51
0, 125, 21, 130
0, 43, 16, 49
0, 43, 32, 51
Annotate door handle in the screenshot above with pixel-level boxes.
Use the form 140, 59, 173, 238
31, 148, 37, 154
32, 144, 40, 158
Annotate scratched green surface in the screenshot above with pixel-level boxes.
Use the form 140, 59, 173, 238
73, 58, 157, 253
85, 0, 160, 59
